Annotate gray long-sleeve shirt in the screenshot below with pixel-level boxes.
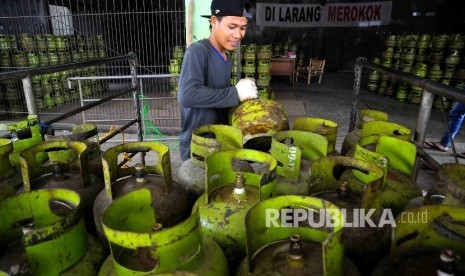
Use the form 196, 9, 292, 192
177, 39, 240, 161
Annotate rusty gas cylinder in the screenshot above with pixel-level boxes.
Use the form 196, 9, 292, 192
4, 115, 45, 168
235, 195, 361, 275
19, 141, 104, 234
230, 98, 289, 152
93, 141, 191, 244
0, 188, 107, 275
349, 135, 423, 221
193, 149, 277, 269
341, 109, 389, 155
292, 116, 339, 154
347, 135, 422, 215
371, 205, 465, 275
98, 188, 228, 275
309, 156, 391, 274
438, 163, 465, 207
46, 123, 104, 181
270, 130, 328, 196
342, 119, 411, 156
0, 139, 22, 200
178, 124, 243, 198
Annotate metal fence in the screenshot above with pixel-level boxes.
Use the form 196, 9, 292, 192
0, 0, 185, 134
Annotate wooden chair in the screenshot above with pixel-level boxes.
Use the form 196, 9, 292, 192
296, 58, 326, 85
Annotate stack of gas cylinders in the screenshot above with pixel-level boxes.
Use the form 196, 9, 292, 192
0, 100, 464, 275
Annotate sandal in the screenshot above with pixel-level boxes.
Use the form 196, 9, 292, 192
456, 152, 465, 159
424, 140, 449, 152
424, 140, 435, 147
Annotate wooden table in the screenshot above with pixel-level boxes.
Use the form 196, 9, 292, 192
270, 58, 296, 85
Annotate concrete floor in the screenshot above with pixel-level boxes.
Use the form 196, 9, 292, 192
270, 71, 465, 192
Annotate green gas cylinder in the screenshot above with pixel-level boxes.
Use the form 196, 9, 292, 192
1, 115, 45, 167
292, 116, 339, 154
0, 139, 22, 200
178, 124, 243, 198
341, 119, 411, 156
72, 123, 103, 179
19, 140, 104, 234
270, 130, 328, 196
349, 135, 422, 215
235, 195, 361, 276
0, 188, 107, 275
93, 141, 190, 244
341, 110, 389, 155
193, 149, 277, 268
98, 188, 229, 275
46, 123, 103, 181
371, 205, 465, 275
230, 98, 289, 152
395, 164, 465, 217
309, 156, 391, 274
438, 163, 465, 207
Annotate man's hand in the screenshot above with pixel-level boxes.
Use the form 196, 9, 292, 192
235, 78, 258, 102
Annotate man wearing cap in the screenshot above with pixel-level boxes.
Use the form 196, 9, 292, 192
177, 0, 257, 161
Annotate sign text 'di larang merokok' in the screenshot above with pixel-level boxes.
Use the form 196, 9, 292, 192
256, 1, 392, 27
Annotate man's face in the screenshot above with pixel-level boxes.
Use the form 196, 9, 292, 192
210, 15, 248, 52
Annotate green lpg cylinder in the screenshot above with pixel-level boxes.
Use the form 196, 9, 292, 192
19, 34, 35, 51
371, 205, 465, 275
309, 156, 390, 274
235, 195, 361, 276
341, 109, 389, 156
46, 123, 104, 181
169, 59, 181, 74
178, 124, 243, 198
341, 119, 411, 156
0, 139, 22, 200
98, 188, 228, 275
438, 163, 465, 207
72, 123, 103, 180
3, 115, 45, 167
93, 142, 191, 244
0, 34, 11, 51
19, 141, 104, 233
230, 98, 289, 152
270, 130, 328, 196
173, 45, 185, 61
0, 188, 107, 275
350, 136, 422, 215
292, 116, 339, 155
193, 149, 277, 268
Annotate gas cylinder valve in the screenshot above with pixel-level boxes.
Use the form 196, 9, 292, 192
437, 249, 456, 276
288, 235, 303, 261
234, 173, 247, 197
135, 164, 147, 184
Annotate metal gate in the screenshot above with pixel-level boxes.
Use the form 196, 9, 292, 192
0, 0, 185, 134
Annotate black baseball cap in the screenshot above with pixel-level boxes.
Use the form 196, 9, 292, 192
201, 0, 248, 18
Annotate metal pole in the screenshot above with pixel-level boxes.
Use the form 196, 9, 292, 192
412, 89, 435, 180
78, 80, 86, 123
0, 55, 134, 82
22, 75, 37, 115
45, 86, 135, 125
140, 78, 146, 139
349, 57, 365, 132
129, 54, 144, 165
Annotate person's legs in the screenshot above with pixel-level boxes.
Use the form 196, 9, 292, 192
439, 102, 465, 148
